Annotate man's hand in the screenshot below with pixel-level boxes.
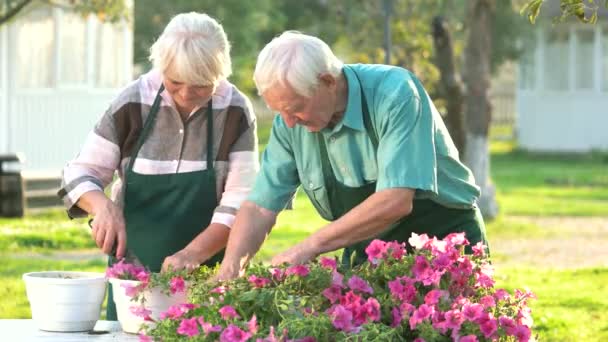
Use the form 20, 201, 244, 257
271, 241, 318, 266
90, 200, 127, 259
210, 264, 243, 283
161, 249, 200, 273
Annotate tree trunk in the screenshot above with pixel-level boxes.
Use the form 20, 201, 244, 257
431, 16, 466, 156
463, 0, 498, 219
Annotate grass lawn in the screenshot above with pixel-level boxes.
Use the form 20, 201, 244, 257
0, 120, 606, 341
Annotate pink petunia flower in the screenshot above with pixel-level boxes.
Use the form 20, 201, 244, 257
499, 316, 517, 335
248, 315, 258, 334
479, 295, 496, 308
424, 289, 447, 306
391, 306, 403, 327
248, 275, 271, 288
177, 317, 199, 337
210, 285, 228, 294
444, 309, 464, 330
138, 333, 152, 342
319, 256, 337, 270
169, 276, 185, 294
408, 233, 430, 250
328, 305, 355, 332
197, 317, 222, 336
514, 324, 532, 342
129, 305, 152, 319
365, 239, 387, 264
386, 241, 406, 259
269, 267, 285, 281
347, 275, 374, 294
219, 305, 240, 320
220, 324, 252, 342
459, 335, 478, 342
472, 241, 486, 257
462, 303, 484, 322
322, 285, 342, 304
286, 264, 310, 277
409, 304, 434, 330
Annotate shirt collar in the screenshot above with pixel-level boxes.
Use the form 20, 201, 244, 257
335, 65, 365, 133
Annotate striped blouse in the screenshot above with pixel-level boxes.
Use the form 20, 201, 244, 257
59, 70, 259, 228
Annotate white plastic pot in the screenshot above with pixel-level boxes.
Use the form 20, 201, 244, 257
22, 271, 107, 332
110, 278, 188, 334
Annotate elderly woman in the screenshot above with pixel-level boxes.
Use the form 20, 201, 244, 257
58, 12, 258, 319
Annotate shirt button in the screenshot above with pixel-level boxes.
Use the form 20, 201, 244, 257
308, 181, 314, 188
330, 136, 336, 143
179, 129, 184, 134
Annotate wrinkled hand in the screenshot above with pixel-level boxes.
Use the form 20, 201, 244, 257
209, 264, 243, 284
271, 242, 318, 266
161, 249, 200, 273
90, 200, 126, 259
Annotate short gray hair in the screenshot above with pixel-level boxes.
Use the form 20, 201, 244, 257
149, 12, 232, 85
254, 31, 343, 97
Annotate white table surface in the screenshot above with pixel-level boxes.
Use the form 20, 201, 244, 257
0, 320, 140, 341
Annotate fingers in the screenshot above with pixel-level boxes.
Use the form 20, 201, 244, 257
102, 227, 116, 255
115, 226, 127, 259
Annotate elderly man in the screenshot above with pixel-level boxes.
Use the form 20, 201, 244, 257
216, 31, 488, 280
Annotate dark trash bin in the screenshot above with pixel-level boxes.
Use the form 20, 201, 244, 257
0, 153, 25, 217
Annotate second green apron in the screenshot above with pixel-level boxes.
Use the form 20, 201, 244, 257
107, 85, 224, 320
304, 67, 488, 267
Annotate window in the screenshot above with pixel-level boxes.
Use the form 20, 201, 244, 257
603, 27, 608, 92
575, 30, 594, 90
58, 12, 86, 85
544, 30, 570, 91
15, 7, 54, 88
518, 36, 536, 90
95, 21, 128, 88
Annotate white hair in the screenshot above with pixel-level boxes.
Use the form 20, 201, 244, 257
149, 12, 232, 85
254, 31, 343, 97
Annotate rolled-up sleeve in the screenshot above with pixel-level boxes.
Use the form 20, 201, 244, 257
58, 108, 121, 218
374, 71, 438, 194
211, 115, 260, 228
247, 116, 300, 213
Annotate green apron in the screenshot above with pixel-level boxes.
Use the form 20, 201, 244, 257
106, 85, 224, 320
305, 68, 488, 267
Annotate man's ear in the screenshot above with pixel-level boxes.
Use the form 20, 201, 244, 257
318, 73, 337, 88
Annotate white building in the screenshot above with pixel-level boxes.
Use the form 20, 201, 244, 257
0, 2, 133, 175
516, 4, 608, 152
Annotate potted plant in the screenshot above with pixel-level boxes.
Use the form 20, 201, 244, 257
106, 260, 191, 334
22, 271, 107, 332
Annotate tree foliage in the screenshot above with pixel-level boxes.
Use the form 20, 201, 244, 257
521, 0, 608, 24
0, 0, 129, 25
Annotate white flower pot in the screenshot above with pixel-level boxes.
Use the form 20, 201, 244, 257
22, 271, 107, 332
109, 278, 188, 334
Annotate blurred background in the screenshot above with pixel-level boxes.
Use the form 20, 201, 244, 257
0, 1, 606, 341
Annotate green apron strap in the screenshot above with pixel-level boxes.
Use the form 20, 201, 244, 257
206, 100, 214, 168
126, 85, 165, 173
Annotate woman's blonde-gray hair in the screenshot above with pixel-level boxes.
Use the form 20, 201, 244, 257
254, 31, 343, 97
149, 12, 232, 85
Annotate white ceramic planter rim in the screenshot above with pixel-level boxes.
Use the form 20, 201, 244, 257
23, 271, 106, 284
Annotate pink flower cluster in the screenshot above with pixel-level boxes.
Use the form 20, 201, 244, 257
140, 232, 535, 341
370, 233, 534, 342
106, 259, 149, 282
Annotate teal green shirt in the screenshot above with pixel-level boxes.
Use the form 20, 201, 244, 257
248, 64, 480, 213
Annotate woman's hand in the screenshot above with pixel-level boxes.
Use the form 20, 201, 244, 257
89, 199, 127, 259
161, 249, 201, 273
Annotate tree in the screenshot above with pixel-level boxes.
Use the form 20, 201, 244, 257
521, 0, 608, 23
463, 0, 499, 218
0, 0, 129, 26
